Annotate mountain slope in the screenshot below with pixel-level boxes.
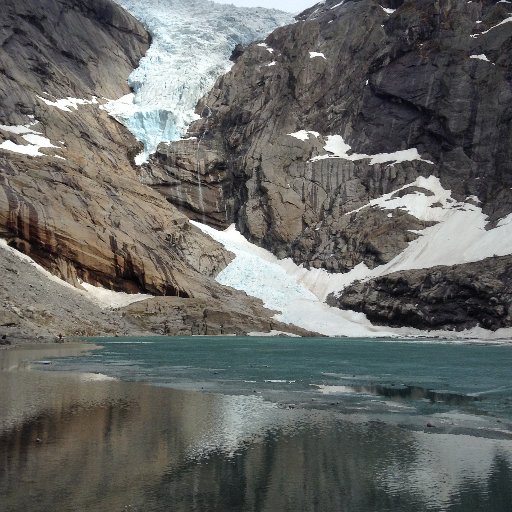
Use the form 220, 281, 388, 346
0, 0, 317, 341
148, 0, 512, 331
0, 0, 231, 298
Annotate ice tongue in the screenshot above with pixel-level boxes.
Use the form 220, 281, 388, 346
109, 0, 292, 164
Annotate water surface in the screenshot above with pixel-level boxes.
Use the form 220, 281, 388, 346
1, 337, 511, 512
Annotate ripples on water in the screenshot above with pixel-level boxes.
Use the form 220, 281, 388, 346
0, 338, 511, 512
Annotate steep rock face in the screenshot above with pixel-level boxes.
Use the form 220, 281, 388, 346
0, 241, 311, 341
328, 256, 512, 331
0, 0, 231, 297
149, 0, 512, 272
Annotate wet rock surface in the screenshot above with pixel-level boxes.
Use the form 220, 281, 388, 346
329, 256, 512, 331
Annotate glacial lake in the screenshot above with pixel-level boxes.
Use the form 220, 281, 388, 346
1, 336, 511, 512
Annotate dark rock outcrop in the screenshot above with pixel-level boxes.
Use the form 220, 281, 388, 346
328, 256, 512, 331
149, 0, 512, 273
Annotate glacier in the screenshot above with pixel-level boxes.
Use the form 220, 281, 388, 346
110, 0, 292, 164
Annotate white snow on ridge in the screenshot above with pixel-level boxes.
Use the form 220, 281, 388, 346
471, 16, 512, 37
110, 0, 292, 164
309, 134, 434, 166
346, 175, 450, 221
0, 123, 62, 159
288, 130, 320, 141
37, 96, 98, 112
337, 175, 512, 286
380, 6, 395, 14
309, 51, 327, 59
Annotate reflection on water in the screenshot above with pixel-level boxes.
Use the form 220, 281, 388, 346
1, 346, 512, 512
315, 382, 482, 405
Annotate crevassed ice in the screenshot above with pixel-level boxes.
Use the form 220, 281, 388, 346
111, 0, 292, 164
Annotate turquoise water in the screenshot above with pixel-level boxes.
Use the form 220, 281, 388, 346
2, 338, 512, 512
46, 336, 512, 420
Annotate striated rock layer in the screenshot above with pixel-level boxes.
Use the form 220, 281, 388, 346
0, 240, 313, 342
148, 0, 512, 331
0, 0, 232, 298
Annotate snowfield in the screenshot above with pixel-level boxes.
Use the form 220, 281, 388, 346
191, 172, 512, 341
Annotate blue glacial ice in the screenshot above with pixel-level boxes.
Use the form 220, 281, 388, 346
110, 0, 292, 164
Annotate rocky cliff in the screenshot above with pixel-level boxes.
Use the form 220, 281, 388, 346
329, 255, 512, 331
0, 0, 233, 298
147, 0, 512, 331
0, 0, 313, 340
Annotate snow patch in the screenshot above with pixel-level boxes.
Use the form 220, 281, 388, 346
0, 122, 39, 135
257, 43, 275, 53
471, 16, 512, 37
470, 54, 494, 64
0, 134, 61, 158
470, 54, 490, 61
0, 119, 65, 159
288, 130, 320, 141
309, 51, 326, 59
381, 6, 395, 14
78, 280, 152, 309
310, 134, 433, 165
37, 96, 98, 112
